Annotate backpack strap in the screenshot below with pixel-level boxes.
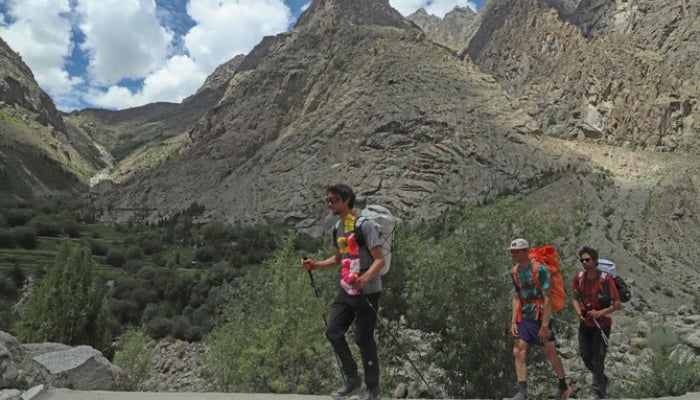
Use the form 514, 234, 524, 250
575, 270, 608, 304
354, 216, 367, 249
333, 220, 340, 244
575, 271, 584, 303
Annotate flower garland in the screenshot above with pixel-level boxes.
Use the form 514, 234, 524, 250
337, 213, 361, 295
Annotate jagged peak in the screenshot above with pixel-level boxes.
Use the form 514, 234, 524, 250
295, 0, 416, 30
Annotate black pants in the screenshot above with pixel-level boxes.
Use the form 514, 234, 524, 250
579, 323, 610, 397
326, 290, 380, 389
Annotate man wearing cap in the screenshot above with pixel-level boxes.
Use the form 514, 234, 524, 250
508, 238, 571, 400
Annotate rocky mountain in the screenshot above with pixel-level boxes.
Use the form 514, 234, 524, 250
465, 0, 699, 152
0, 38, 103, 200
91, 0, 563, 230
407, 6, 481, 51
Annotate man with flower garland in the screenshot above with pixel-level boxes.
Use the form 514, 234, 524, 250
302, 183, 385, 400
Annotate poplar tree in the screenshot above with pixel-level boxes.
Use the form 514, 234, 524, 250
16, 240, 111, 350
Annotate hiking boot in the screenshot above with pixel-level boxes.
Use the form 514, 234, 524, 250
506, 392, 528, 400
556, 385, 573, 400
359, 386, 381, 400
331, 375, 362, 400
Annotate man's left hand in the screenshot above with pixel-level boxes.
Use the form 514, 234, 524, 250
352, 275, 368, 291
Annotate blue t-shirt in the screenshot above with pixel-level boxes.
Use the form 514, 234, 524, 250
511, 261, 551, 320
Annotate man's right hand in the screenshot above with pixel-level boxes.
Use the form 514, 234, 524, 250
510, 321, 519, 337
302, 257, 316, 271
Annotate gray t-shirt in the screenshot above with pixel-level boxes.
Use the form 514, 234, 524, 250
333, 218, 383, 294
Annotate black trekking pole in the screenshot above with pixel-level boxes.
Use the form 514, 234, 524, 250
362, 294, 437, 398
592, 318, 609, 346
304, 258, 345, 382
592, 318, 626, 390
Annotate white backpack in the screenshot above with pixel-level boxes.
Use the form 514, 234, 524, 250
334, 204, 396, 275
597, 258, 618, 277
357, 205, 396, 275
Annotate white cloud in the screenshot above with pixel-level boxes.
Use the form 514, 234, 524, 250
389, 0, 478, 17
76, 0, 173, 85
3, 0, 452, 111
0, 0, 82, 95
85, 55, 205, 109
84, 0, 293, 110
184, 0, 292, 73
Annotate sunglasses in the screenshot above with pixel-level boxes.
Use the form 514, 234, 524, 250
326, 194, 341, 204
579, 258, 592, 263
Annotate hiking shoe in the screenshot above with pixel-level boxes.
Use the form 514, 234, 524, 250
359, 386, 381, 400
331, 375, 362, 399
506, 392, 528, 400
556, 385, 573, 400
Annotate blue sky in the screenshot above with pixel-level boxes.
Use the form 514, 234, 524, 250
0, 0, 485, 112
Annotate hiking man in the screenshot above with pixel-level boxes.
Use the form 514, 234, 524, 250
508, 238, 571, 400
301, 183, 384, 400
573, 246, 621, 399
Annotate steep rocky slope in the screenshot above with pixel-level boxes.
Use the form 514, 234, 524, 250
91, 0, 564, 231
466, 0, 699, 152
0, 38, 103, 199
407, 6, 481, 51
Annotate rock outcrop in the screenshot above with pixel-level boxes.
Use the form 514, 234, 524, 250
407, 6, 481, 51
0, 332, 130, 393
466, 0, 700, 153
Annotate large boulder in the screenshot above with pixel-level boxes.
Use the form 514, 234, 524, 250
28, 346, 131, 391
0, 332, 22, 389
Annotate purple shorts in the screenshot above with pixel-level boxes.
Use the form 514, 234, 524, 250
516, 319, 557, 347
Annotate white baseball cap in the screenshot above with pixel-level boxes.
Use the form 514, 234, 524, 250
509, 238, 529, 250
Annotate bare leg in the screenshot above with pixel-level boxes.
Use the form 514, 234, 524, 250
513, 339, 528, 381
542, 340, 565, 379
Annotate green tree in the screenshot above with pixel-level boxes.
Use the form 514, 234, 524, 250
113, 328, 154, 390
205, 233, 336, 394
15, 240, 111, 350
383, 196, 578, 399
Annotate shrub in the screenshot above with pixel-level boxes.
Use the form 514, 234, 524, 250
60, 218, 81, 238
12, 226, 37, 249
0, 230, 14, 248
194, 246, 215, 263
109, 298, 141, 326
646, 323, 679, 353
6, 264, 26, 288
105, 249, 126, 268
126, 246, 144, 260
138, 233, 162, 255
631, 350, 700, 397
113, 328, 154, 390
202, 221, 229, 242
145, 316, 173, 339
29, 215, 62, 237
87, 238, 109, 256
4, 208, 34, 227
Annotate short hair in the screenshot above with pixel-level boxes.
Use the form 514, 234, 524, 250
326, 183, 355, 209
578, 246, 599, 261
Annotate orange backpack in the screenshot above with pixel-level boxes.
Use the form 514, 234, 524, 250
512, 245, 566, 318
